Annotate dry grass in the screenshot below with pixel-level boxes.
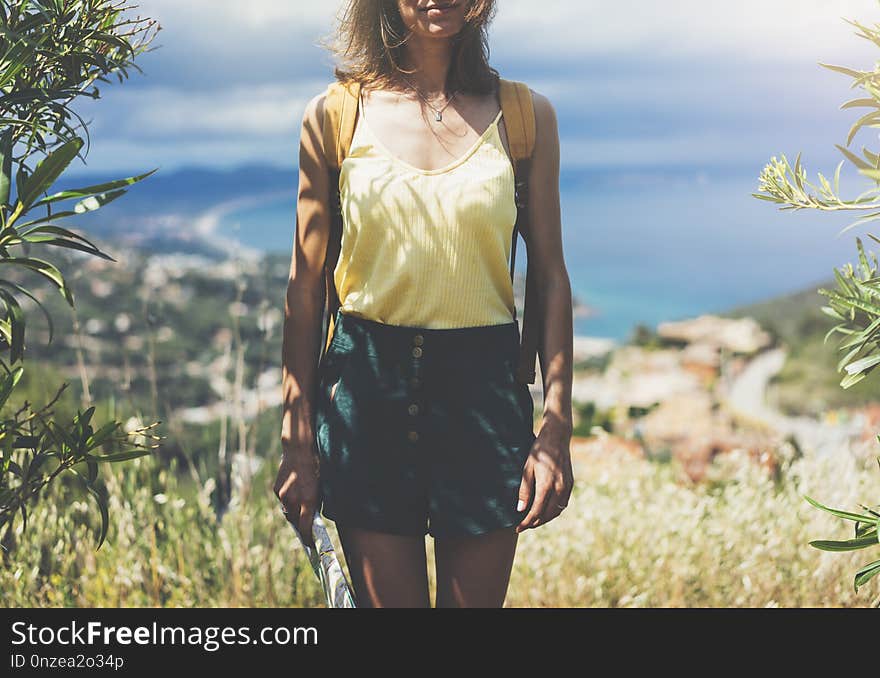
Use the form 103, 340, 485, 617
3, 438, 878, 607
507, 439, 880, 607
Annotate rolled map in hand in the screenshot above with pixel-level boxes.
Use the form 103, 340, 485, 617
289, 512, 357, 608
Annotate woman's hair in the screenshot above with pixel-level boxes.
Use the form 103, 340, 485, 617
323, 0, 499, 95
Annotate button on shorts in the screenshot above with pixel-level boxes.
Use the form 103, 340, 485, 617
314, 308, 537, 538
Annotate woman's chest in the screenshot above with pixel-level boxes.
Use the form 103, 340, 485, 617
339, 118, 516, 221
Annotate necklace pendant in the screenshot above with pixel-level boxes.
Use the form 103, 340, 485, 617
434, 111, 442, 122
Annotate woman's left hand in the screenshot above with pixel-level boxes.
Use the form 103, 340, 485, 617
516, 425, 574, 533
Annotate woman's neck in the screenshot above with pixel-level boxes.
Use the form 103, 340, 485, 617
399, 35, 455, 94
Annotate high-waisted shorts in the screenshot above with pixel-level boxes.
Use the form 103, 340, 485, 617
314, 308, 537, 538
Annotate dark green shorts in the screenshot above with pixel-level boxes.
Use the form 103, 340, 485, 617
314, 308, 537, 538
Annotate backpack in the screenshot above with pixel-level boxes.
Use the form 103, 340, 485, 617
320, 77, 540, 385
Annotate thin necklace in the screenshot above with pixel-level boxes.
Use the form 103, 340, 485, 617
398, 74, 458, 122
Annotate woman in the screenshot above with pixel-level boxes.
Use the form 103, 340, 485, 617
275, 0, 574, 608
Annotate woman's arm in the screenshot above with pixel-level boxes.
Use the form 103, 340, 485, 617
516, 89, 575, 533
274, 89, 333, 547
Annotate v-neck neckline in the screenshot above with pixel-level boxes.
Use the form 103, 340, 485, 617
357, 92, 504, 176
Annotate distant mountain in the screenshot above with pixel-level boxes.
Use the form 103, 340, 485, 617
64, 162, 294, 218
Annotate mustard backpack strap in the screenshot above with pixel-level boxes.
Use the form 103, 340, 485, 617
322, 80, 361, 172
320, 79, 361, 357
499, 78, 534, 282
499, 79, 536, 162
499, 78, 540, 385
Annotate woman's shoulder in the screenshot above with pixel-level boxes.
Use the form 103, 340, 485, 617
303, 80, 341, 121
302, 83, 329, 121
529, 88, 556, 134
302, 79, 361, 128
300, 81, 343, 143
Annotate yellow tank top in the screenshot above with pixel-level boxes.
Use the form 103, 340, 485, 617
334, 92, 518, 329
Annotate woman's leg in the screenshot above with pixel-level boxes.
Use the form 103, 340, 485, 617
337, 525, 431, 608
433, 526, 519, 608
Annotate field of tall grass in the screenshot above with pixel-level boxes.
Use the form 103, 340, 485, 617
3, 432, 878, 607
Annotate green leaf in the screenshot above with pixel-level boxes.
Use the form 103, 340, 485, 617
85, 449, 151, 463
73, 188, 126, 214
32, 168, 157, 207
49, 413, 80, 456
843, 353, 880, 375
0, 288, 25, 363
857, 169, 880, 181
836, 343, 863, 375
825, 288, 880, 317
819, 62, 866, 80
836, 143, 872, 170
16, 211, 78, 229
833, 266, 854, 295
823, 322, 846, 345
0, 365, 23, 410
15, 138, 84, 210
841, 370, 868, 389
856, 237, 874, 276
0, 257, 72, 305
856, 521, 876, 538
792, 152, 804, 191
85, 482, 109, 550
810, 534, 878, 551
849, 110, 880, 146
86, 421, 120, 449
0, 279, 54, 345
838, 210, 880, 236
0, 127, 12, 207
18, 224, 115, 261
70, 468, 110, 550
836, 314, 880, 350
0, 38, 42, 89
820, 304, 845, 321
841, 97, 880, 110
85, 459, 98, 484
804, 495, 879, 524
854, 559, 880, 592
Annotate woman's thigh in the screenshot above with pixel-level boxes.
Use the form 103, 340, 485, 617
337, 526, 431, 608
433, 527, 519, 608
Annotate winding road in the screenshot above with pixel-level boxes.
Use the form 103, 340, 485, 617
722, 347, 864, 456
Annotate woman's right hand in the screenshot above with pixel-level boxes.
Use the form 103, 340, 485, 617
274, 418, 321, 548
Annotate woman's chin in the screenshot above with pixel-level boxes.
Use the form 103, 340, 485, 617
418, 22, 464, 37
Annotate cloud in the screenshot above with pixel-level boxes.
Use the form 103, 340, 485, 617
93, 81, 329, 138
131, 1, 339, 88
130, 1, 880, 90
72, 0, 880, 173
140, 0, 880, 68
494, 0, 878, 63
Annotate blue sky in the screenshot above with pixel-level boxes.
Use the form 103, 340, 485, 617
74, 0, 880, 176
